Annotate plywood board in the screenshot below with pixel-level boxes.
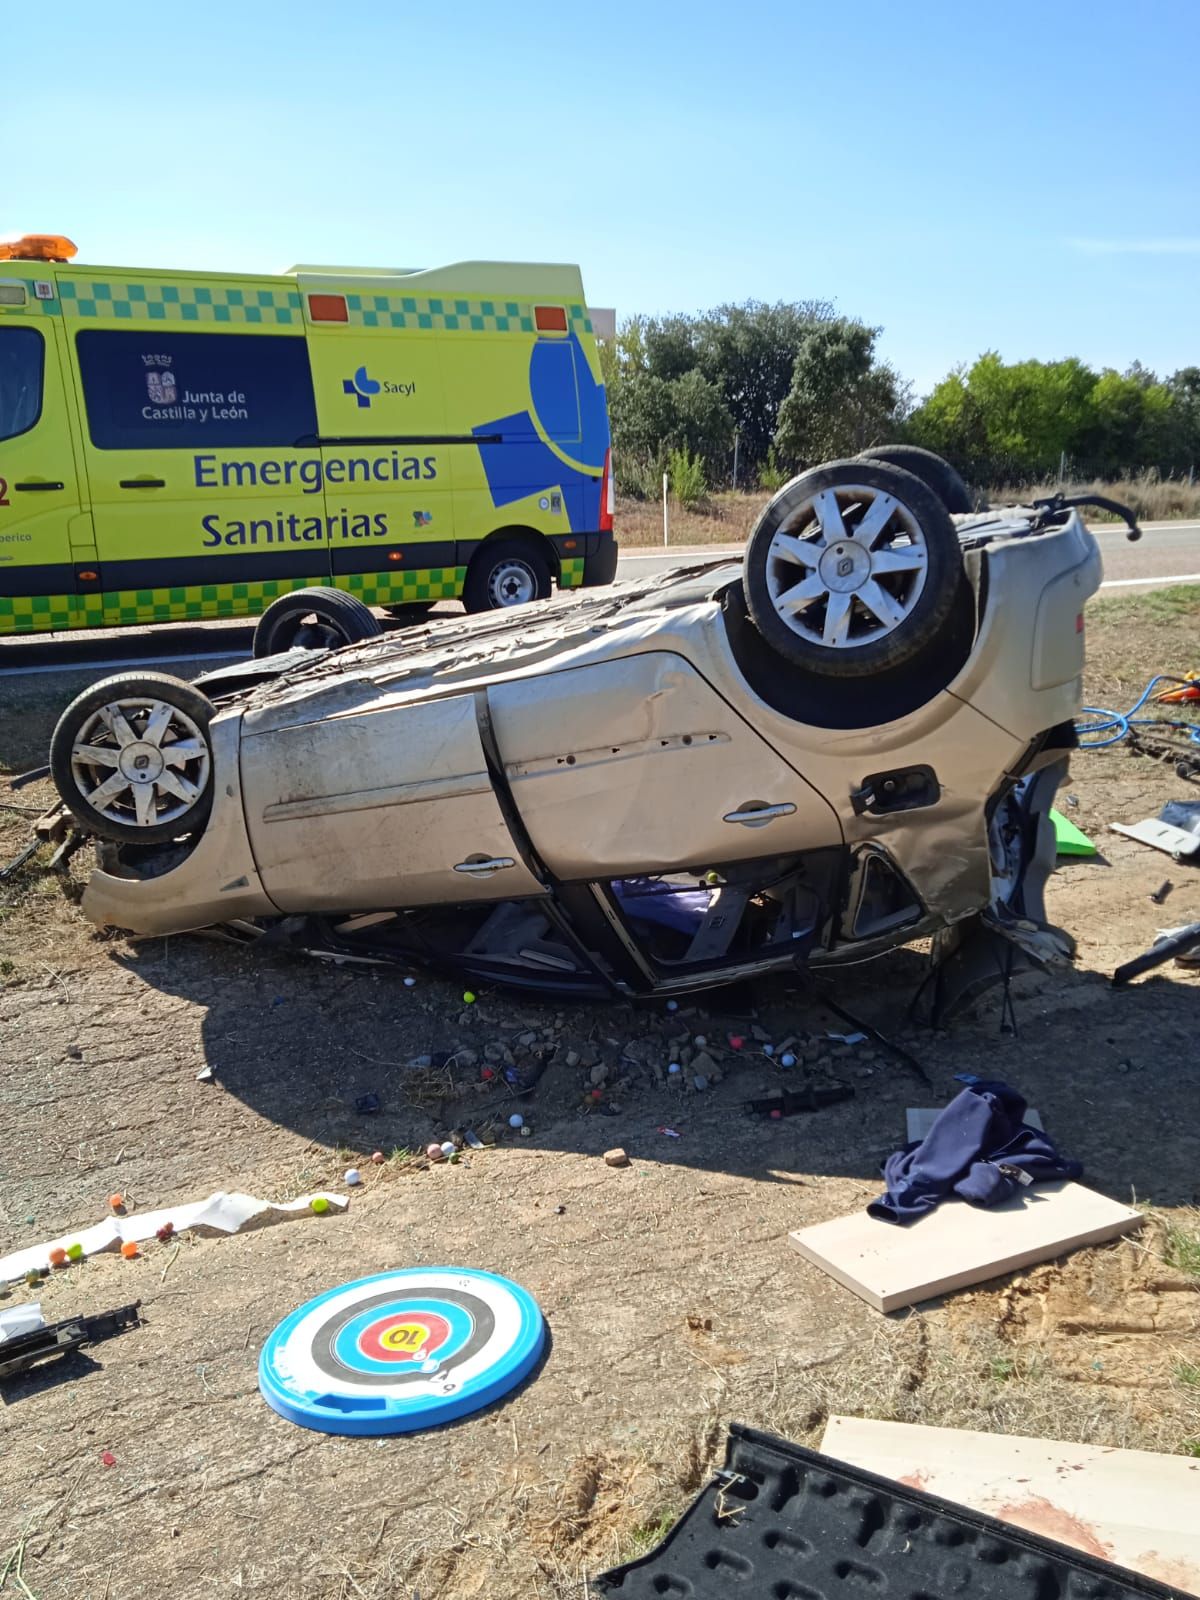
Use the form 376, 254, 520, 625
820, 1415, 1200, 1595
788, 1180, 1142, 1312
905, 1106, 1043, 1142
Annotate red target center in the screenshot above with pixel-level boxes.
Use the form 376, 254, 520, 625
358, 1310, 452, 1363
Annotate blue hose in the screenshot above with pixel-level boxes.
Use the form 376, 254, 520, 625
1076, 675, 1190, 748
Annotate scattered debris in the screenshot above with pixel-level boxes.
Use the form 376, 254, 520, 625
597, 1423, 1172, 1599
195, 1066, 215, 1083
0, 838, 39, 883
744, 1085, 855, 1118
0, 1292, 143, 1382
871, 1082, 1080, 1224
0, 1189, 349, 1284
1051, 808, 1097, 857
603, 1148, 630, 1168
259, 1267, 545, 1435
354, 1093, 381, 1115
1110, 817, 1200, 860
1150, 879, 1173, 904
1112, 919, 1200, 986
821, 1415, 1200, 1592
790, 1181, 1142, 1313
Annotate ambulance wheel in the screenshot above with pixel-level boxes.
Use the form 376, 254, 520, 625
50, 672, 215, 845
463, 539, 552, 612
743, 459, 963, 679
252, 587, 384, 658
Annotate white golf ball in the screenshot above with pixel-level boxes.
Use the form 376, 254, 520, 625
344, 1167, 362, 1186
403, 976, 416, 988
694, 1035, 707, 1047
440, 1140, 456, 1157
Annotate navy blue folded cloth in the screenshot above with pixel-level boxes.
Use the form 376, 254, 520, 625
868, 1080, 1082, 1225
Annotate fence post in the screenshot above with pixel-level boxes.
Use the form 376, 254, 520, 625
732, 430, 740, 491
662, 473, 669, 547
1058, 449, 1066, 486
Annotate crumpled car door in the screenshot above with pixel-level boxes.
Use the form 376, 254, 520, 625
240, 692, 545, 912
487, 652, 841, 878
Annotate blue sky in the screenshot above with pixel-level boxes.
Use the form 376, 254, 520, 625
5, 0, 1197, 395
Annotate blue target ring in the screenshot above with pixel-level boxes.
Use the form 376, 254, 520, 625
258, 1267, 545, 1435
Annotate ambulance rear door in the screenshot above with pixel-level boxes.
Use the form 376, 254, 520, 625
61, 275, 331, 626
300, 281, 458, 610
0, 287, 87, 635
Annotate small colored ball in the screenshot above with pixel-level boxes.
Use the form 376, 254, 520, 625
440, 1141, 456, 1158
463, 991, 476, 1004
427, 1142, 445, 1161
780, 1052, 797, 1068
694, 1036, 707, 1047
66, 1243, 84, 1262
668, 1062, 681, 1075
371, 1150, 386, 1165
481, 1067, 495, 1081
666, 1000, 679, 1012
156, 1222, 174, 1243
108, 1193, 125, 1212
769, 1109, 783, 1120
310, 1196, 330, 1214
403, 976, 417, 988
120, 1241, 138, 1260
25, 1269, 42, 1287
509, 1113, 524, 1129
729, 1035, 745, 1050
49, 1246, 68, 1268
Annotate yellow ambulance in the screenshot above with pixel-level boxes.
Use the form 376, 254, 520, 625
0, 235, 615, 640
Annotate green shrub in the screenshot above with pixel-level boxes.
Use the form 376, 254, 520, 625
668, 447, 707, 509
758, 449, 788, 491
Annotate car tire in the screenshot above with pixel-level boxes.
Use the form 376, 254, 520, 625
50, 672, 216, 845
856, 444, 973, 515
463, 539, 552, 613
742, 459, 964, 679
252, 586, 383, 658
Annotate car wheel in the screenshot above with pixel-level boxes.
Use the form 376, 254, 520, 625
50, 672, 215, 845
856, 444, 973, 515
252, 586, 383, 658
742, 459, 964, 678
463, 539, 552, 613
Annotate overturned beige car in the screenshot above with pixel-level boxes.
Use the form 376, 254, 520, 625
48, 451, 1126, 1007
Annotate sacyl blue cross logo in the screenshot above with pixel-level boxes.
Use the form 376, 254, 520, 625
343, 366, 382, 409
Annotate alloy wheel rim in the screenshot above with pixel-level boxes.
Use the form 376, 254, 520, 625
70, 698, 210, 830
764, 484, 929, 647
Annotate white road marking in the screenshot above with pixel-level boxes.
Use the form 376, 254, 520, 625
1098, 572, 1200, 589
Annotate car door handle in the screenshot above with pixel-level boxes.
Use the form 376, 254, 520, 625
14, 480, 65, 492
723, 802, 797, 826
119, 478, 166, 489
453, 856, 516, 875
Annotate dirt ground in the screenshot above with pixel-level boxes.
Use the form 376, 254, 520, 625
2, 590, 1199, 1599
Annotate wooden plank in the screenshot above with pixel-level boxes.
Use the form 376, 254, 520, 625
788, 1181, 1142, 1313
820, 1415, 1200, 1595
905, 1106, 1043, 1141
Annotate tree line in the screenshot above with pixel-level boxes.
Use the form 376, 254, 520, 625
598, 301, 1200, 498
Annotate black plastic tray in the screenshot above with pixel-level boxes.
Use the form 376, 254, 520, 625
596, 1422, 1183, 1598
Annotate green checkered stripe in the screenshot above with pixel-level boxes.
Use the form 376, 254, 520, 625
56, 279, 305, 326
558, 557, 585, 588
338, 567, 465, 605
0, 569, 467, 634
341, 293, 593, 336
0, 277, 63, 316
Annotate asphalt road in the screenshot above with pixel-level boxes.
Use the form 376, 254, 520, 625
2, 519, 1198, 679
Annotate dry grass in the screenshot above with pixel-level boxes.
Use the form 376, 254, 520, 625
614, 474, 1200, 548
988, 473, 1200, 523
